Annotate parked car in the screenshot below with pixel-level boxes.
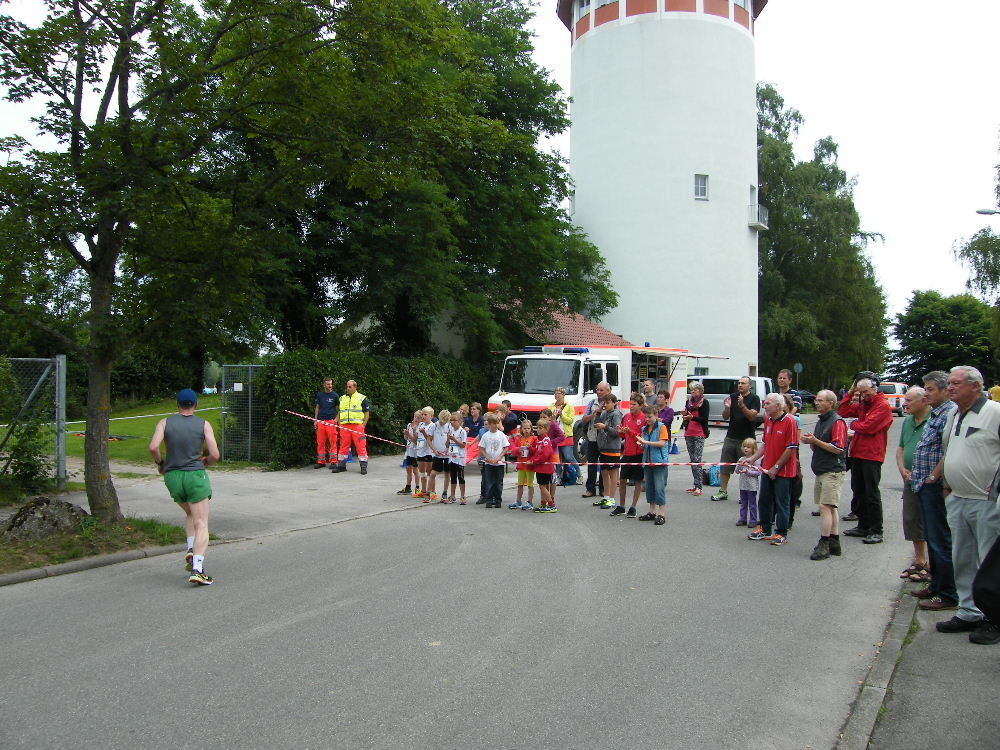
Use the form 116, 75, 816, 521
790, 389, 815, 406
878, 381, 908, 416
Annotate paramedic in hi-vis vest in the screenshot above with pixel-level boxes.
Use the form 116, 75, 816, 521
333, 379, 371, 475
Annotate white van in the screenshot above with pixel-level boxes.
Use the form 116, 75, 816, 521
686, 376, 775, 426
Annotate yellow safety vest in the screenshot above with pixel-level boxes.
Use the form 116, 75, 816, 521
338, 392, 368, 424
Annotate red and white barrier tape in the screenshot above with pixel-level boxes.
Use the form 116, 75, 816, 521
283, 409, 408, 448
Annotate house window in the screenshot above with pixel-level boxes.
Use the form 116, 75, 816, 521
734, 0, 749, 9
694, 174, 709, 200
578, 0, 591, 20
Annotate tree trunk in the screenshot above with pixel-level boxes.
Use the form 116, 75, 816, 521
84, 350, 123, 522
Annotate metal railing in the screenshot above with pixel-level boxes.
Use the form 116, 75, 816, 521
748, 203, 769, 230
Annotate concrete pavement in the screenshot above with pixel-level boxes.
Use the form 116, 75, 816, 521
1, 418, 997, 748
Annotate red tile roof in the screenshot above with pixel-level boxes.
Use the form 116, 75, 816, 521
526, 309, 634, 347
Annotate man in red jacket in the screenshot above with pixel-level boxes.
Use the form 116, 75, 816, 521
839, 376, 895, 544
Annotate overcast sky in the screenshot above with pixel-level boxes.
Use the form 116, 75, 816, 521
4, 0, 998, 323
527, 0, 1000, 321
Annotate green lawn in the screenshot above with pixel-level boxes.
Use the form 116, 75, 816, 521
65, 394, 223, 466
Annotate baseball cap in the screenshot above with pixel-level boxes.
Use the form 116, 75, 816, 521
176, 388, 199, 406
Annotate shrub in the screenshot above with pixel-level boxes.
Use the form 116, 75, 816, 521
256, 350, 489, 467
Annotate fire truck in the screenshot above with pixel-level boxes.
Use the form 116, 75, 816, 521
487, 345, 725, 439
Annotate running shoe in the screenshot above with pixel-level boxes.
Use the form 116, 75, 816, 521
188, 570, 213, 585
609, 506, 626, 516
692, 489, 703, 496
546, 506, 558, 513
396, 486, 411, 495
185, 550, 194, 572
747, 526, 767, 541
592, 497, 606, 506
769, 534, 788, 546
533, 505, 545, 513
429, 492, 439, 502
523, 503, 534, 511
508, 501, 523, 509
626, 507, 637, 519
710, 491, 728, 501
422, 496, 431, 504
413, 490, 426, 498
598, 497, 615, 509
685, 487, 698, 494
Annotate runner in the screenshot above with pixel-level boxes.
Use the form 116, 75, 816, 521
149, 388, 220, 585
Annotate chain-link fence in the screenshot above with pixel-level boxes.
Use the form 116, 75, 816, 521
1, 356, 67, 488
220, 364, 269, 463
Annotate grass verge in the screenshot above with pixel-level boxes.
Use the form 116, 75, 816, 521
0, 516, 187, 575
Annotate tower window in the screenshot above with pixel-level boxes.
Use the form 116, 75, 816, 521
694, 174, 709, 200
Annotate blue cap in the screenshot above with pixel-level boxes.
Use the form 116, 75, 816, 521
176, 388, 199, 406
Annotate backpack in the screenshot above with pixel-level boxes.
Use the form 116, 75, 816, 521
561, 462, 580, 486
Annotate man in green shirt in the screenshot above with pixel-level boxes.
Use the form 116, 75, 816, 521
896, 387, 931, 585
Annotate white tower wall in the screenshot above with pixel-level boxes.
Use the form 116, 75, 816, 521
567, 2, 762, 373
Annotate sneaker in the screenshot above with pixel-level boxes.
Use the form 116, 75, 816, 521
769, 534, 788, 546
735, 520, 748, 526
747, 527, 767, 541
546, 506, 558, 513
763, 531, 781, 541
598, 497, 615, 509
188, 570, 213, 585
413, 490, 426, 498
918, 596, 958, 611
185, 550, 194, 572
862, 533, 884, 544
609, 506, 626, 516
523, 503, 534, 511
969, 621, 1000, 645
692, 489, 703, 496
685, 487, 698, 494
396, 486, 412, 495
710, 491, 729, 501
626, 507, 637, 519
508, 501, 523, 509
429, 493, 439, 502
475, 497, 487, 504
936, 616, 982, 633
842, 512, 858, 522
842, 527, 868, 538
533, 505, 545, 513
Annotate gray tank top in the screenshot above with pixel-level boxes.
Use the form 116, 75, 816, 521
163, 414, 206, 472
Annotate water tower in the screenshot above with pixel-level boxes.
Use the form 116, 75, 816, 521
558, 0, 768, 374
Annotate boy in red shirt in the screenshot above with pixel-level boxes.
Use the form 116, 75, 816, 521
612, 395, 647, 517
528, 418, 558, 513
742, 393, 799, 546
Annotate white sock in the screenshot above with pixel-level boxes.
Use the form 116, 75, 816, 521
193, 554, 205, 572
186, 537, 195, 551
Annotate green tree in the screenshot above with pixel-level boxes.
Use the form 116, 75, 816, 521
0, 0, 492, 520
888, 291, 999, 384
756, 83, 887, 389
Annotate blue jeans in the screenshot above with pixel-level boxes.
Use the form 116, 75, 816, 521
482, 464, 505, 506
644, 466, 667, 506
916, 481, 957, 602
758, 474, 791, 535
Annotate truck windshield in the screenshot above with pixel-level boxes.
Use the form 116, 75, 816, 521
500, 358, 580, 395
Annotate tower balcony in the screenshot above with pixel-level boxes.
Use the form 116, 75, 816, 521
748, 204, 769, 231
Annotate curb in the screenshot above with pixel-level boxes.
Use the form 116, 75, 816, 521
0, 502, 426, 588
836, 582, 918, 749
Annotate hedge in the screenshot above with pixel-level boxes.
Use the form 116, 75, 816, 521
256, 349, 490, 467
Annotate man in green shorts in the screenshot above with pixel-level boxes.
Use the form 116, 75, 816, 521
149, 388, 220, 585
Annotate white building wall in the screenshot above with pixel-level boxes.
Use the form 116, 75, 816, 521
570, 8, 760, 374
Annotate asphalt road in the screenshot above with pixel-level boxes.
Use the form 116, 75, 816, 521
0, 418, 914, 750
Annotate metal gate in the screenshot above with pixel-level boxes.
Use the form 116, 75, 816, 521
1, 356, 67, 488
220, 364, 269, 462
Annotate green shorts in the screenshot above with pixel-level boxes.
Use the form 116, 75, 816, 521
164, 470, 212, 504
